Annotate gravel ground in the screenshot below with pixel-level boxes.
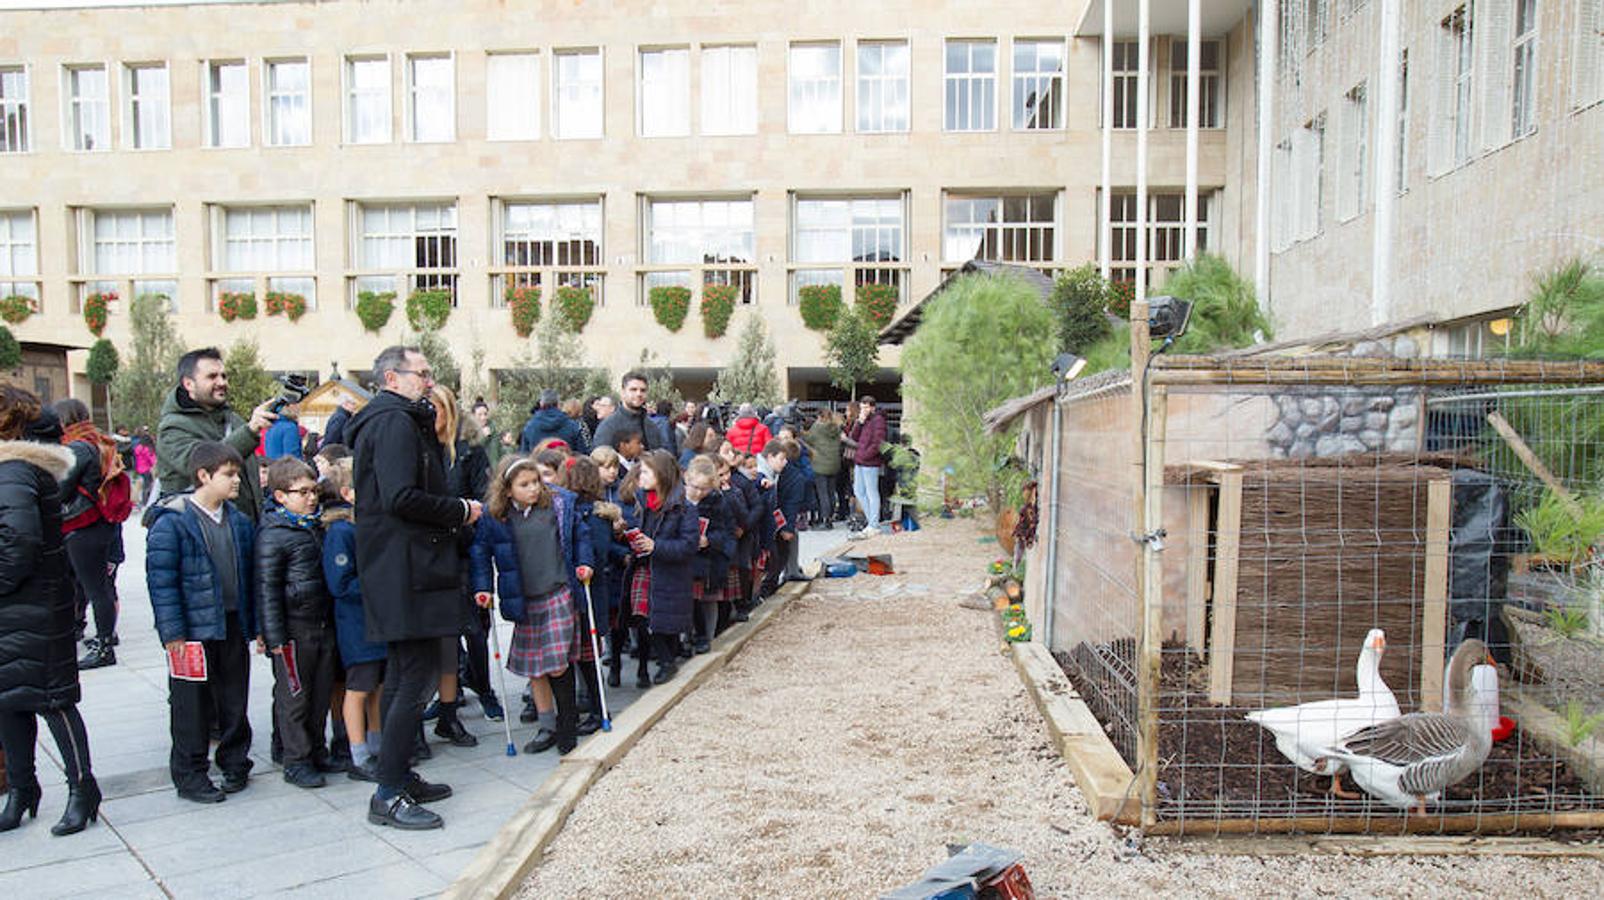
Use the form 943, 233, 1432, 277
519, 519, 1604, 899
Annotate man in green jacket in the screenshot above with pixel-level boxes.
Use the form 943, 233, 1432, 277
156, 347, 277, 521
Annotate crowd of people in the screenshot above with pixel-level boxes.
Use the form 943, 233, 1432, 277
0, 346, 919, 836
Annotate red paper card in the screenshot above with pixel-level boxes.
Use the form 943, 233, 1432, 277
773, 509, 786, 529
698, 517, 709, 539
167, 642, 208, 682
281, 639, 303, 697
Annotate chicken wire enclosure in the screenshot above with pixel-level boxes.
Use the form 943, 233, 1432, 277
1041, 351, 1604, 836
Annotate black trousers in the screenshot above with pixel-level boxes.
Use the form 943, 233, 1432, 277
0, 705, 93, 788
458, 606, 494, 700
169, 615, 252, 790
65, 519, 119, 641
272, 624, 337, 768
377, 637, 442, 792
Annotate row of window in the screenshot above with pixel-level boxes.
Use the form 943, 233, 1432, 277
0, 190, 1212, 314
0, 36, 1226, 153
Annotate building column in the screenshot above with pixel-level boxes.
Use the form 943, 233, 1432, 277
1135, 0, 1150, 304
1254, 0, 1278, 313
1184, 0, 1201, 261
1370, 0, 1402, 326
1100, 0, 1114, 282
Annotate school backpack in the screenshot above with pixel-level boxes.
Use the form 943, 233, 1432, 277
62, 433, 135, 530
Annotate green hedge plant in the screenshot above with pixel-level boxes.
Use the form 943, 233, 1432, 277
555, 285, 594, 332
0, 294, 36, 325
701, 283, 737, 338
356, 290, 396, 333
406, 289, 452, 331
799, 283, 844, 331
650, 285, 692, 332
854, 281, 899, 327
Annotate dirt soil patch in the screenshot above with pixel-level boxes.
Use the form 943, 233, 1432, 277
520, 519, 1604, 898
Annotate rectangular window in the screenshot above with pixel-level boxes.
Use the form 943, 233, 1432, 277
789, 42, 842, 134
793, 196, 905, 264
0, 210, 39, 302
0, 67, 28, 153
857, 41, 910, 133
1339, 83, 1368, 220
942, 192, 1056, 264
345, 56, 390, 144
486, 52, 540, 141
702, 45, 757, 135
1397, 50, 1409, 191
646, 198, 755, 265
1511, 0, 1538, 138
1169, 40, 1222, 128
1574, 0, 1603, 109
553, 49, 603, 139
65, 64, 110, 151
1298, 114, 1326, 239
1447, 6, 1474, 166
639, 47, 690, 137
1013, 39, 1064, 130
1306, 0, 1329, 48
501, 200, 603, 267
1110, 192, 1215, 284
356, 202, 458, 299
407, 54, 454, 142
1111, 41, 1140, 129
944, 39, 997, 131
87, 208, 176, 275
215, 205, 316, 307
206, 60, 249, 148
266, 59, 310, 147
125, 63, 170, 150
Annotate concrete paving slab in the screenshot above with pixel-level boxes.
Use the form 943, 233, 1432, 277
159, 831, 408, 898
0, 849, 156, 897
264, 859, 449, 900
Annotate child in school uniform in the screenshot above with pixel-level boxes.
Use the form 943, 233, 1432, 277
557, 456, 629, 723
470, 456, 594, 755
625, 450, 700, 685
256, 456, 339, 789
715, 454, 752, 633
684, 455, 732, 654
321, 458, 387, 783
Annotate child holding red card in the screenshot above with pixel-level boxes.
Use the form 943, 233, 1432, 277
626, 451, 700, 685
683, 455, 732, 654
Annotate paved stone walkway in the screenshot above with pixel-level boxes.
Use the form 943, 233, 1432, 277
1, 519, 839, 898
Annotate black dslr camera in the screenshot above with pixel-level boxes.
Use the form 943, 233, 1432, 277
268, 373, 312, 414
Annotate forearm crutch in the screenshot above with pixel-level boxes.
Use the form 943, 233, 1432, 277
486, 597, 517, 756
580, 578, 612, 732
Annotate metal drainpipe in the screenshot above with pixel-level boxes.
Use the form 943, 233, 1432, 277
1043, 394, 1063, 651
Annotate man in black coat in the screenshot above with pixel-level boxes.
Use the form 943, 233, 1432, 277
347, 346, 482, 831
591, 371, 675, 455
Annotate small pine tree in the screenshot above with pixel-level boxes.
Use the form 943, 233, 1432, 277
223, 338, 279, 417
634, 348, 683, 409
823, 308, 880, 399
409, 326, 461, 394
711, 313, 783, 407
1050, 263, 1114, 353
492, 310, 609, 437
111, 293, 187, 431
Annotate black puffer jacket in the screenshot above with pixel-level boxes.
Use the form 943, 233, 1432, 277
255, 509, 333, 650
0, 440, 79, 713
58, 439, 103, 523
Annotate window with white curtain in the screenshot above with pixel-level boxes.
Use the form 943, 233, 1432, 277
65, 64, 110, 151
1445, 6, 1474, 167
501, 200, 603, 267
408, 54, 454, 142
701, 45, 757, 135
639, 47, 690, 137
206, 60, 249, 148
0, 67, 28, 153
87, 208, 176, 275
0, 210, 38, 300
788, 42, 842, 134
486, 53, 539, 140
553, 49, 603, 139
218, 205, 313, 272
1013, 39, 1064, 130
125, 63, 170, 150
266, 59, 310, 146
944, 39, 996, 131
1339, 83, 1367, 221
646, 198, 754, 265
356, 202, 457, 297
345, 56, 390, 144
1168, 40, 1222, 129
793, 196, 904, 264
942, 192, 1056, 263
856, 41, 909, 133
1511, 0, 1538, 138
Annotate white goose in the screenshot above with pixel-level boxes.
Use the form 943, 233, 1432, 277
1246, 628, 1399, 798
1323, 638, 1500, 815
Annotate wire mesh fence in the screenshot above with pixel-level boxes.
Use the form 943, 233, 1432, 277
1045, 352, 1604, 835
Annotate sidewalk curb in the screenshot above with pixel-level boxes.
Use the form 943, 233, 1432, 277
444, 578, 813, 900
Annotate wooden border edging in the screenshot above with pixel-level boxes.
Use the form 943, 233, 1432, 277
443, 579, 812, 900
1176, 835, 1604, 859
1009, 640, 1140, 825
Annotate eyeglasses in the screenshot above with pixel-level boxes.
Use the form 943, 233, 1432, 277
283, 487, 319, 497
395, 368, 435, 382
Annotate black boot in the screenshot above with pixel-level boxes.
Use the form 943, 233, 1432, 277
77, 638, 116, 670
51, 775, 101, 836
0, 780, 42, 832
652, 634, 679, 685
433, 701, 479, 748
635, 624, 652, 688
410, 724, 432, 763
576, 662, 603, 735
551, 668, 578, 754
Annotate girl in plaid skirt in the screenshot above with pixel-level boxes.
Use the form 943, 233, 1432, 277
685, 455, 733, 654
469, 456, 594, 756
627, 451, 701, 685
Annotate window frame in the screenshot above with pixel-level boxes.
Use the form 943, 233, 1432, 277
1168, 39, 1223, 130
1510, 0, 1538, 139
700, 44, 758, 136
1338, 81, 1368, 222
1012, 37, 1066, 131
343, 54, 392, 145
552, 47, 605, 140
788, 41, 844, 134
789, 192, 910, 307
405, 52, 456, 143
486, 51, 541, 142
348, 200, 460, 304
855, 40, 910, 134
941, 190, 1059, 267
637, 46, 691, 138
640, 194, 758, 307
208, 203, 318, 311
1108, 190, 1217, 285
71, 206, 179, 313
1447, 5, 1474, 168
1396, 48, 1410, 193
263, 57, 312, 148
0, 64, 30, 154
122, 61, 170, 151
491, 195, 606, 308
63, 62, 112, 152
0, 208, 41, 306
944, 38, 998, 132
203, 58, 250, 149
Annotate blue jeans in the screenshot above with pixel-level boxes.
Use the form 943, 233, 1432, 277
853, 464, 882, 528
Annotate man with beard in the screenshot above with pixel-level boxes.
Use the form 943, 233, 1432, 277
156, 348, 278, 521
591, 371, 674, 455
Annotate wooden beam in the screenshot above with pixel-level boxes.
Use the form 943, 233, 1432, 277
1421, 478, 1452, 712
1185, 486, 1212, 656
1150, 354, 1604, 385
1207, 469, 1244, 704
1486, 411, 1583, 517
1142, 810, 1604, 837
1138, 384, 1168, 828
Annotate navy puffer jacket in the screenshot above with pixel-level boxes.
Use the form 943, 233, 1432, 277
145, 493, 258, 646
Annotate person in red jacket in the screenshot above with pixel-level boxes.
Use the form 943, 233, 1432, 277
724, 404, 773, 456
847, 396, 888, 538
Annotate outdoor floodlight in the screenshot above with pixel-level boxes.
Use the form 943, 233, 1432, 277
1052, 352, 1087, 383
1147, 295, 1193, 341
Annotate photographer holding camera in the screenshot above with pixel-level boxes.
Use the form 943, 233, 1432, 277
263, 376, 312, 461
156, 348, 281, 522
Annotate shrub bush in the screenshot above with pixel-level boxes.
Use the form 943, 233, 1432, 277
0, 325, 19, 370
83, 291, 114, 336
555, 285, 595, 332
507, 284, 542, 337
86, 338, 120, 385
799, 283, 844, 331
406, 289, 452, 331
1049, 264, 1113, 353
650, 285, 692, 332
264, 291, 308, 322
356, 290, 396, 333
854, 281, 899, 327
217, 291, 257, 322
0, 294, 36, 325
701, 283, 737, 338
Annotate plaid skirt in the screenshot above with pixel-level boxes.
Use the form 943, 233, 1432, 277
694, 578, 724, 605
508, 586, 579, 678
629, 563, 651, 619
726, 567, 745, 601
